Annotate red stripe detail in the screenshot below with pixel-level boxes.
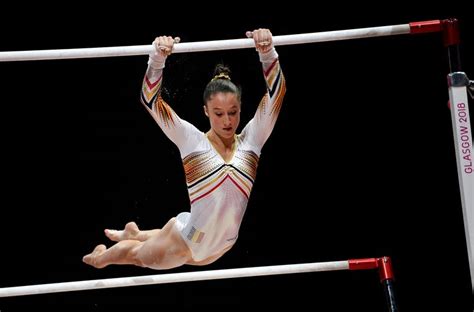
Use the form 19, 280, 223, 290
190, 176, 228, 204
190, 174, 248, 204
227, 175, 249, 199
264, 59, 278, 77
145, 75, 162, 89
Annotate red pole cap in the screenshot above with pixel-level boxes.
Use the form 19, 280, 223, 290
442, 18, 460, 46
377, 256, 395, 281
409, 20, 442, 34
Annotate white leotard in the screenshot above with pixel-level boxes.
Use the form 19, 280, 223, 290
140, 50, 286, 261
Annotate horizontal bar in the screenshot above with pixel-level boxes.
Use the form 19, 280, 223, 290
0, 260, 349, 297
0, 22, 419, 62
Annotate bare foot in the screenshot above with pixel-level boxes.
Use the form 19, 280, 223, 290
105, 222, 140, 242
83, 244, 107, 268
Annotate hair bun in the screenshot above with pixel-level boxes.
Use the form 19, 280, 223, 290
211, 72, 231, 81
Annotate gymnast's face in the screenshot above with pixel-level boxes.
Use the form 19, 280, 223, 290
204, 92, 241, 139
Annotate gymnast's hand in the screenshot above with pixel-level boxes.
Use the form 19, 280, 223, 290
152, 36, 181, 57
246, 28, 273, 54
148, 35, 181, 69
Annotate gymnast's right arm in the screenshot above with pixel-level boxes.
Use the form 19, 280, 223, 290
139, 36, 201, 156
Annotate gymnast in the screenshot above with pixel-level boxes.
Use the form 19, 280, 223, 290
83, 28, 286, 270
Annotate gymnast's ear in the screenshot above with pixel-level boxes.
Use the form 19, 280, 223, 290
203, 105, 209, 117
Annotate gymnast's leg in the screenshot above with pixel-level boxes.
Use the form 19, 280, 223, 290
104, 221, 161, 242
83, 218, 192, 270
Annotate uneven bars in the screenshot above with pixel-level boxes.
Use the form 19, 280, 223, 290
0, 260, 349, 297
0, 20, 442, 62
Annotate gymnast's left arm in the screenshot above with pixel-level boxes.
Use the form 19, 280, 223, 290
241, 29, 287, 149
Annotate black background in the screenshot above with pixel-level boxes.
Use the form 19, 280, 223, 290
0, 2, 472, 311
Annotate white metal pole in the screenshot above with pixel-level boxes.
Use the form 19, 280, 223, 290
0, 261, 349, 297
0, 24, 411, 62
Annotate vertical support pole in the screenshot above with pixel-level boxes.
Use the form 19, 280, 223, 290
443, 18, 474, 293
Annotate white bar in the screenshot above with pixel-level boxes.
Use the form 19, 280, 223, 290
447, 73, 474, 292
0, 24, 410, 62
0, 261, 349, 297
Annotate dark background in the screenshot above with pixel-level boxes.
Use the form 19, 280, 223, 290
0, 3, 472, 311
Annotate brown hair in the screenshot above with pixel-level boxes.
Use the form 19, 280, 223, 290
203, 64, 241, 105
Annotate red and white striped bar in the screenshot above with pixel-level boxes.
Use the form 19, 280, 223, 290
0, 258, 391, 297
0, 20, 442, 62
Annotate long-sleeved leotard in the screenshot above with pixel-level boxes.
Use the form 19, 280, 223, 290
140, 51, 286, 261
